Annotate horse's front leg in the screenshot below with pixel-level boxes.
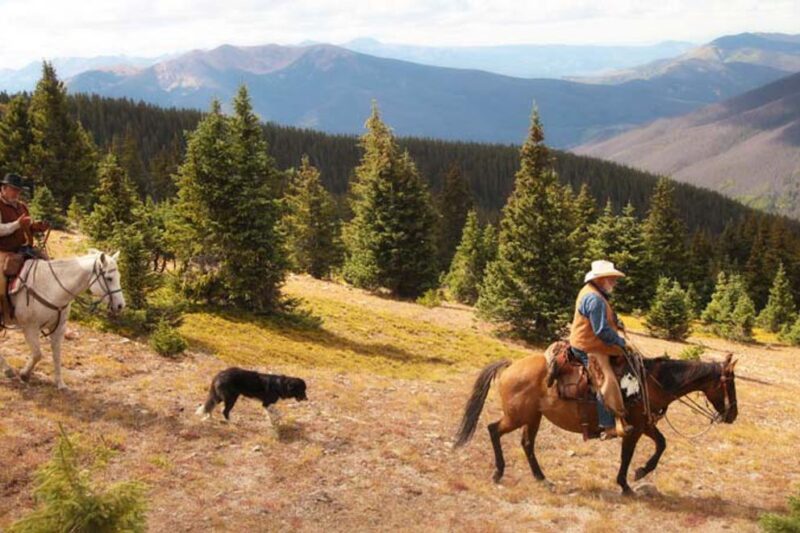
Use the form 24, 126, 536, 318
50, 319, 68, 390
19, 325, 43, 382
617, 431, 642, 496
634, 425, 667, 481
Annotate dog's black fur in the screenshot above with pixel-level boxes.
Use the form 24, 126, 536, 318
197, 367, 307, 420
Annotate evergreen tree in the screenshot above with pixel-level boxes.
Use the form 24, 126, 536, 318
283, 155, 342, 278
342, 103, 438, 298
172, 87, 288, 311
84, 153, 142, 247
482, 222, 498, 264
477, 109, 574, 340
642, 177, 687, 289
444, 210, 489, 305
112, 224, 157, 310
0, 94, 33, 176
757, 262, 796, 333
436, 163, 473, 271
569, 183, 597, 286
29, 185, 66, 229
646, 277, 692, 341
687, 229, 717, 307
701, 272, 756, 341
66, 196, 86, 231
779, 315, 800, 346
26, 62, 97, 206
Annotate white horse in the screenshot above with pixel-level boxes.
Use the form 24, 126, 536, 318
0, 250, 125, 389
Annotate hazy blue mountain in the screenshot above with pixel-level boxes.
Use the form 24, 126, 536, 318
0, 55, 166, 92
340, 38, 695, 78
65, 33, 800, 147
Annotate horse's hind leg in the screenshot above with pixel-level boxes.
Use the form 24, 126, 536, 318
634, 425, 666, 481
488, 417, 517, 483
521, 413, 546, 481
19, 326, 43, 382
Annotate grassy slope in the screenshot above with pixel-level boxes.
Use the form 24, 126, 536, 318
0, 273, 798, 531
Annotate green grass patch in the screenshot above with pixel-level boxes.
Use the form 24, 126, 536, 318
179, 283, 528, 379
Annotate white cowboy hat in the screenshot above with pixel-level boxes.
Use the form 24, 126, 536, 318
584, 260, 626, 283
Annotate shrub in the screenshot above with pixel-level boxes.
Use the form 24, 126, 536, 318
678, 345, 705, 361
8, 426, 147, 533
759, 487, 800, 532
149, 319, 187, 357
780, 316, 800, 346
646, 277, 691, 341
702, 272, 756, 342
416, 288, 442, 308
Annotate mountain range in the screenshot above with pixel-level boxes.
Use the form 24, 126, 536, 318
62, 33, 800, 147
575, 71, 800, 216
340, 38, 694, 78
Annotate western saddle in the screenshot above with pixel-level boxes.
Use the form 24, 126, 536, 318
545, 340, 639, 440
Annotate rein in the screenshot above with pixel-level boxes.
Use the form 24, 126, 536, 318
17, 256, 121, 336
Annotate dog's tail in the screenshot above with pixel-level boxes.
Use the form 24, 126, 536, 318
196, 381, 221, 416
453, 359, 511, 449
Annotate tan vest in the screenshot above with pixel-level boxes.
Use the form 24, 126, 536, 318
569, 283, 624, 356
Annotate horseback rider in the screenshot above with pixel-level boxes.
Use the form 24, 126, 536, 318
0, 173, 51, 324
569, 260, 634, 439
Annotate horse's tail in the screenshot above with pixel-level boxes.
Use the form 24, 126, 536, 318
196, 381, 221, 416
453, 359, 512, 448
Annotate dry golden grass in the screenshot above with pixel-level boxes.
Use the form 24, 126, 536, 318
0, 273, 798, 532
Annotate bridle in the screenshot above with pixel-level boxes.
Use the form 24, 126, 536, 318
17, 256, 122, 336
653, 361, 736, 439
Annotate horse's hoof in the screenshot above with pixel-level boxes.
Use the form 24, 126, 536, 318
634, 468, 648, 481
19, 372, 31, 382
621, 486, 635, 497
492, 471, 503, 484
3, 368, 16, 379
56, 381, 68, 391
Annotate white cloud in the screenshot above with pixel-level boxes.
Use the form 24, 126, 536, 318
0, 0, 797, 68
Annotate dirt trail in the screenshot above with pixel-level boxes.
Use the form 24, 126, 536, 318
1, 276, 798, 532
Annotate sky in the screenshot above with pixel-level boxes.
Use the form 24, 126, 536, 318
0, 0, 798, 68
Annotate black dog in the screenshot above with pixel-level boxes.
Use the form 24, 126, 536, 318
197, 367, 307, 421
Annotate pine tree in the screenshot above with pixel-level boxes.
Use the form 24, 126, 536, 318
29, 185, 66, 229
84, 153, 143, 247
730, 293, 756, 343
569, 183, 597, 286
482, 222, 498, 264
26, 62, 97, 206
476, 108, 575, 340
112, 224, 157, 310
687, 229, 717, 307
757, 262, 796, 333
436, 163, 473, 271
0, 94, 33, 176
66, 196, 86, 231
779, 315, 800, 346
444, 210, 489, 305
283, 155, 342, 278
701, 272, 756, 341
342, 103, 438, 298
218, 86, 289, 311
646, 277, 692, 341
642, 177, 687, 289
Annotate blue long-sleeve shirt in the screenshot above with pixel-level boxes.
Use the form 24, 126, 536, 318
578, 292, 626, 348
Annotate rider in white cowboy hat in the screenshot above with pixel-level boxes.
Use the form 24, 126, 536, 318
569, 260, 633, 439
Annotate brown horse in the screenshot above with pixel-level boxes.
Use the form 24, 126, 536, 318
453, 352, 738, 494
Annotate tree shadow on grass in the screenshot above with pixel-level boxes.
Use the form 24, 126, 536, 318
196, 309, 452, 367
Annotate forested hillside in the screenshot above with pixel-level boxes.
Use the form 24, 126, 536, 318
0, 90, 782, 235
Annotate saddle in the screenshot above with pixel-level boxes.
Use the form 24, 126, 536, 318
545, 341, 641, 440
0, 251, 29, 326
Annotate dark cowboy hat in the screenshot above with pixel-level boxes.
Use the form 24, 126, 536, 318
0, 173, 25, 189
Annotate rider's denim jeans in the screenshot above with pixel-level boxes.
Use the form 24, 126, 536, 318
571, 348, 616, 428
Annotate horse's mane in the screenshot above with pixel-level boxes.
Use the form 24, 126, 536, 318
644, 357, 720, 393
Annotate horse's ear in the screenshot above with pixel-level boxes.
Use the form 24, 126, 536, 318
730, 359, 739, 371
100, 252, 107, 266
723, 353, 733, 366
111, 251, 120, 261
